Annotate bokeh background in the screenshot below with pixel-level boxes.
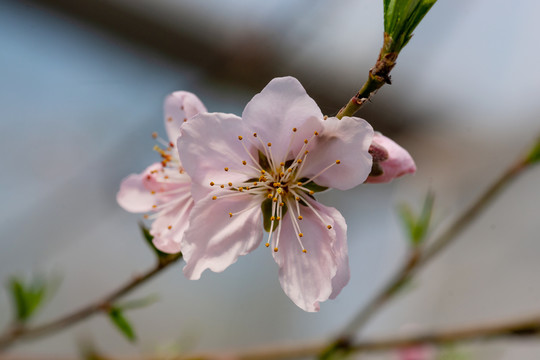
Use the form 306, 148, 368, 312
1, 0, 540, 358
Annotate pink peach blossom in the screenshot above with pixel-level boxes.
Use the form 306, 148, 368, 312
177, 77, 374, 311
117, 92, 206, 253
366, 132, 416, 183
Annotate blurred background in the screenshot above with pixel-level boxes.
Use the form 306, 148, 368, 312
1, 0, 540, 358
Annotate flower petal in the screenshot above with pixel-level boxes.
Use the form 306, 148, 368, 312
116, 163, 162, 213
164, 91, 207, 144
324, 205, 349, 300
366, 133, 416, 183
150, 195, 194, 254
242, 76, 324, 163
177, 112, 256, 201
272, 201, 348, 312
299, 116, 373, 190
181, 191, 263, 280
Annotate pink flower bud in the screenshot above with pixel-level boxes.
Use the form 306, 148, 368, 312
366, 132, 416, 183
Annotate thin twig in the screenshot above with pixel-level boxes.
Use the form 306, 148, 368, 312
5, 312, 537, 360
325, 151, 532, 355
0, 254, 182, 351
175, 313, 540, 360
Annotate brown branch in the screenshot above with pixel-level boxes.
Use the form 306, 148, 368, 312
320, 146, 534, 358
5, 312, 537, 360
174, 314, 540, 360
0, 254, 182, 351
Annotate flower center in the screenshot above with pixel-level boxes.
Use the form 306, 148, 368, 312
209, 127, 341, 253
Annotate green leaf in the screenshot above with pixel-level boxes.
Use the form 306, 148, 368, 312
258, 150, 271, 171
526, 136, 540, 164
261, 198, 288, 233
139, 222, 171, 259
7, 275, 53, 323
383, 0, 437, 52
108, 307, 136, 342
298, 178, 328, 193
116, 294, 159, 310
398, 191, 434, 246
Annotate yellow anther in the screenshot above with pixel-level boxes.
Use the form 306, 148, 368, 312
168, 225, 172, 230
212, 196, 217, 200
152, 205, 157, 208
287, 168, 292, 173
280, 162, 285, 166
228, 182, 233, 186
298, 215, 303, 220
305, 150, 309, 154
273, 182, 280, 187
267, 142, 272, 147
302, 249, 307, 253
279, 202, 284, 207
299, 233, 304, 237
295, 196, 300, 201
152, 132, 158, 139
253, 182, 258, 186
261, 170, 266, 174
150, 191, 156, 195
274, 247, 278, 252
220, 184, 225, 188
280, 172, 285, 177
246, 186, 250, 190
238, 135, 243, 140
167, 117, 173, 122
309, 190, 314, 195
242, 160, 247, 165
327, 225, 332, 229
304, 139, 308, 144
265, 243, 270, 247
297, 182, 302, 186
314, 131, 319, 136
210, 182, 215, 186
253, 133, 257, 137
143, 214, 149, 219
276, 216, 281, 220
224, 167, 229, 171
336, 160, 341, 164
229, 212, 233, 217
183, 118, 187, 122
273, 198, 278, 202
267, 194, 272, 199
270, 216, 275, 221
297, 159, 303, 164
238, 187, 244, 192
323, 115, 328, 120
292, 127, 297, 132
164, 175, 169, 179
277, 188, 283, 194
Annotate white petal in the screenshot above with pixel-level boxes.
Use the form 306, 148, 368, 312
300, 116, 373, 190
116, 164, 162, 213
164, 91, 207, 144
177, 112, 256, 201
242, 77, 324, 163
150, 195, 194, 254
181, 191, 263, 280
272, 200, 349, 312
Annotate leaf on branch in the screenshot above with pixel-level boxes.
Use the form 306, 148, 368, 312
398, 191, 435, 246
383, 0, 437, 52
526, 136, 540, 164
7, 274, 60, 323
108, 307, 136, 342
115, 294, 159, 311
138, 222, 173, 260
